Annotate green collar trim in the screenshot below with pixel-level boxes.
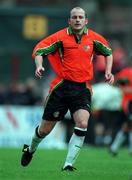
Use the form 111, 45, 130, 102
67, 25, 88, 35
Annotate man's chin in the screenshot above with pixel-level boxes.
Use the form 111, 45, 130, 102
73, 28, 82, 32
74, 26, 82, 30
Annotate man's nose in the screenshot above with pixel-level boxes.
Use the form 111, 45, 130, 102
76, 17, 80, 21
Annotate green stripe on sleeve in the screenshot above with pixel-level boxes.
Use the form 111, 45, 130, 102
94, 40, 112, 56
35, 41, 63, 57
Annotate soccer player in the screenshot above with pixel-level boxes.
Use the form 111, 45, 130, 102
21, 7, 114, 171
109, 67, 132, 156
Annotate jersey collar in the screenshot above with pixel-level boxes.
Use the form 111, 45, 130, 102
67, 25, 88, 35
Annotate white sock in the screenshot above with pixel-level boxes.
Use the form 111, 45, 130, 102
63, 127, 86, 168
29, 126, 46, 153
110, 130, 125, 152
128, 131, 132, 153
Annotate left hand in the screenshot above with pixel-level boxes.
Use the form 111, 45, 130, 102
105, 72, 114, 85
35, 66, 45, 79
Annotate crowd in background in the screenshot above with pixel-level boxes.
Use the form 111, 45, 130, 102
0, 78, 41, 105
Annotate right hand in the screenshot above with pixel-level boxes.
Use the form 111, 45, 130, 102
35, 66, 45, 79
105, 72, 114, 85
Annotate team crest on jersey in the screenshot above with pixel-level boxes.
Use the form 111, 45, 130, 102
53, 111, 60, 118
84, 45, 90, 51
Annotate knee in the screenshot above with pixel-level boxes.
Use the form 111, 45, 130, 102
73, 109, 90, 129
76, 120, 88, 129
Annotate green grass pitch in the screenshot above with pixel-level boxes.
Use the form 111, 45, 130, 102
0, 147, 132, 180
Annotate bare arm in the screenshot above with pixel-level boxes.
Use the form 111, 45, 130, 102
105, 54, 114, 84
35, 55, 45, 79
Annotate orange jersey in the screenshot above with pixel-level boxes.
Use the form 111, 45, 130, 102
115, 67, 132, 112
32, 26, 112, 91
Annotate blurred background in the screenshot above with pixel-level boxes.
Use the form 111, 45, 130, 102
0, 0, 132, 150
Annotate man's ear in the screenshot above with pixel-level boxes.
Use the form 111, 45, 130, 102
68, 18, 71, 25
85, 18, 88, 25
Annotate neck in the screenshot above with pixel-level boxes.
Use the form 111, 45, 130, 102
73, 28, 84, 35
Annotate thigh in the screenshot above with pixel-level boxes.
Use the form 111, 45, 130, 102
68, 87, 91, 128
69, 88, 91, 115
42, 89, 68, 121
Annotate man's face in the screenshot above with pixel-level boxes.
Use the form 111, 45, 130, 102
68, 9, 88, 32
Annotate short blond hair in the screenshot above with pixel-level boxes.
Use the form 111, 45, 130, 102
70, 7, 87, 18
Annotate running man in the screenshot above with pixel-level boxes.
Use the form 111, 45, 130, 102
21, 7, 114, 171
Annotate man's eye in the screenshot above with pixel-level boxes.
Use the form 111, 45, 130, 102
72, 16, 77, 19
71, 16, 84, 19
